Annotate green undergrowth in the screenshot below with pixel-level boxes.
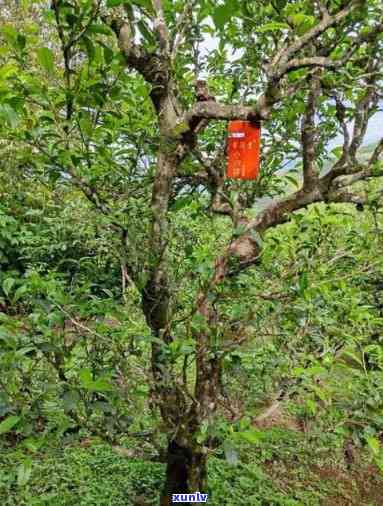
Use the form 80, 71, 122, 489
0, 443, 163, 506
1, 431, 382, 505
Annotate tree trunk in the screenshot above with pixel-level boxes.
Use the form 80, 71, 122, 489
160, 440, 208, 506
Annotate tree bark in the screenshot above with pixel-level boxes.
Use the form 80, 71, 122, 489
161, 440, 208, 506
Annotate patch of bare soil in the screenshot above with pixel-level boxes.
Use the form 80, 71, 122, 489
252, 402, 302, 431
264, 459, 383, 506
321, 464, 383, 506
251, 404, 383, 506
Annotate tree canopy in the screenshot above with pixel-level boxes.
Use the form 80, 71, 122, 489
1, 1, 383, 504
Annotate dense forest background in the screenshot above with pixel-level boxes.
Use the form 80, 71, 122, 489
1, 0, 383, 504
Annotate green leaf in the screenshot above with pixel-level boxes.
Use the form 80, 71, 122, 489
0, 415, 20, 434
87, 24, 112, 36
284, 174, 300, 188
213, 2, 236, 30
79, 116, 93, 137
79, 368, 113, 392
132, 0, 154, 12
290, 14, 306, 26
305, 399, 317, 416
106, 0, 126, 6
233, 224, 247, 237
37, 342, 60, 353
171, 196, 192, 211
13, 284, 28, 302
137, 20, 156, 46
342, 350, 363, 367
79, 368, 93, 386
82, 36, 95, 61
371, 160, 383, 176
258, 22, 289, 33
22, 437, 44, 453
101, 44, 114, 64
17, 459, 32, 487
62, 390, 81, 412
290, 13, 316, 34
366, 436, 380, 456
107, 0, 152, 10
250, 229, 263, 249
331, 146, 343, 159
37, 47, 54, 74
0, 104, 19, 128
0, 63, 18, 80
90, 378, 114, 392
292, 367, 306, 377
16, 34, 26, 51
298, 271, 308, 294
238, 429, 263, 444
1, 25, 18, 43
2, 277, 15, 297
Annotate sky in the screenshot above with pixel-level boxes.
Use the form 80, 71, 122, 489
352, 111, 382, 146
328, 109, 382, 152
201, 34, 382, 148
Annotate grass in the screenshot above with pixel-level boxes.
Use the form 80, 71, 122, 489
1, 427, 382, 505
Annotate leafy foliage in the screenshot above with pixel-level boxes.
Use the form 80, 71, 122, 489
1, 0, 383, 502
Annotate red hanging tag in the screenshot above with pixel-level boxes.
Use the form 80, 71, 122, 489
227, 120, 261, 180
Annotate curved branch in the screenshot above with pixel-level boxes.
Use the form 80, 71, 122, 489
152, 0, 170, 54
301, 74, 321, 189
270, 0, 363, 77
